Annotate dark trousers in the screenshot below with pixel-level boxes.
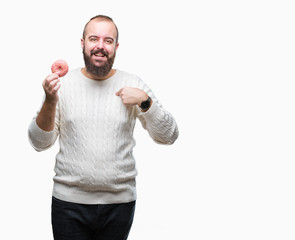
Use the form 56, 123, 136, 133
51, 197, 136, 240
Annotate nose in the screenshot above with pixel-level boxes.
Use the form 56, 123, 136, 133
96, 39, 105, 49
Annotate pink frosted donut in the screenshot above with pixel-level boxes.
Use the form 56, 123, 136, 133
51, 60, 69, 77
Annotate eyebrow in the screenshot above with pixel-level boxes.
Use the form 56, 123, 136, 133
88, 35, 114, 41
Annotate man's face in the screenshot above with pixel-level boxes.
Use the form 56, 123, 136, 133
81, 20, 119, 77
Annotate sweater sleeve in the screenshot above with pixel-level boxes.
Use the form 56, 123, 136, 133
28, 97, 60, 152
136, 81, 179, 145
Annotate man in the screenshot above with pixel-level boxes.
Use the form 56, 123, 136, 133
28, 15, 178, 240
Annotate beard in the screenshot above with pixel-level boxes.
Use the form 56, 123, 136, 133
83, 48, 116, 78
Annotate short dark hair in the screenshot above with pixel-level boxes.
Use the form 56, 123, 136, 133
82, 15, 119, 43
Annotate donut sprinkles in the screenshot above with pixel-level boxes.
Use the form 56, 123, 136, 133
51, 60, 69, 77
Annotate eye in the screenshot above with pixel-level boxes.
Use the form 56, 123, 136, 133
105, 39, 113, 44
89, 37, 98, 42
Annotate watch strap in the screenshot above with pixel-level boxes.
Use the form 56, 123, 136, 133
140, 96, 151, 110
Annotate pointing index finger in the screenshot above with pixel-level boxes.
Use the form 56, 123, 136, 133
115, 88, 123, 96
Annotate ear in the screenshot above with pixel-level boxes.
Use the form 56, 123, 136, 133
81, 38, 85, 50
115, 42, 119, 51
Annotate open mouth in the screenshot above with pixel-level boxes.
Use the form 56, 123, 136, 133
94, 52, 105, 57
91, 50, 108, 59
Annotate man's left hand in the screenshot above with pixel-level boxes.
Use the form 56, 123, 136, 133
115, 87, 148, 106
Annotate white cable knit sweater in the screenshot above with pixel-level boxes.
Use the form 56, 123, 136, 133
28, 68, 178, 204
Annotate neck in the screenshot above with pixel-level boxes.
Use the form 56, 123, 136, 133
81, 68, 116, 81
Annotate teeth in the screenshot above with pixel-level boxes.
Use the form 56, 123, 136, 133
94, 53, 104, 57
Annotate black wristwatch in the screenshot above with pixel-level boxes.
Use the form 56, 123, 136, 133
140, 96, 152, 110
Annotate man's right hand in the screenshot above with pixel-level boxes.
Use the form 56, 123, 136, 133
42, 73, 61, 105
36, 73, 61, 131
